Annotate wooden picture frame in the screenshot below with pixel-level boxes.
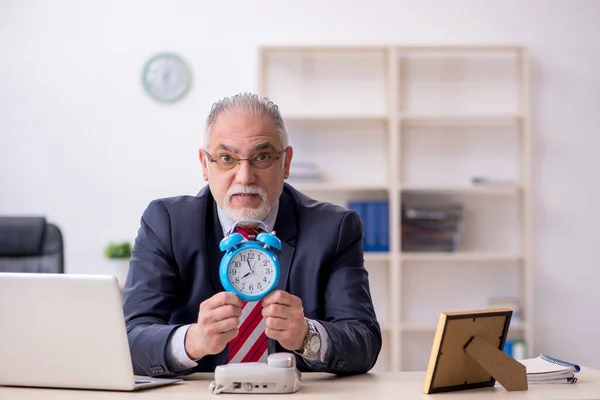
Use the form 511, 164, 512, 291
422, 308, 528, 394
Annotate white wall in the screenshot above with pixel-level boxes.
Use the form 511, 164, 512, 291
1, 0, 599, 367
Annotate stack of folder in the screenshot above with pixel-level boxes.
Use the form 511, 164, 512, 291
401, 203, 463, 252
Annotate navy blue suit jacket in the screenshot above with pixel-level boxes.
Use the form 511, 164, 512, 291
122, 183, 382, 377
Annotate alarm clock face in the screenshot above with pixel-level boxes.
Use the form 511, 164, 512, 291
228, 248, 276, 297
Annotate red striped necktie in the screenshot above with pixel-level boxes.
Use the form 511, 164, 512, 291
227, 226, 268, 363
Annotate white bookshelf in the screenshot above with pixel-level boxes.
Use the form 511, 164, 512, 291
257, 45, 532, 373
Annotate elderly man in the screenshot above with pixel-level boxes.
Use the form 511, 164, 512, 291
122, 93, 382, 377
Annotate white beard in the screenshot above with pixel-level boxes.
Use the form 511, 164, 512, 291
222, 185, 272, 222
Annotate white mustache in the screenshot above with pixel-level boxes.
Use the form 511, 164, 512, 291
227, 185, 266, 198
223, 185, 272, 223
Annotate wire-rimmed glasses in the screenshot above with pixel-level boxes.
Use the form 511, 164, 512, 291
202, 147, 289, 171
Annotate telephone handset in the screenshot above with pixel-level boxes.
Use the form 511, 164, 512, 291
209, 353, 302, 395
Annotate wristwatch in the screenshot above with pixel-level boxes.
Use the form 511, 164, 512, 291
301, 319, 321, 358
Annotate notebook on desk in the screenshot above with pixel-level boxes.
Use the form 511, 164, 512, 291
0, 272, 182, 391
519, 354, 581, 384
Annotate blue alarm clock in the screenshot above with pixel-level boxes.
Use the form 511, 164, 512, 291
219, 221, 282, 302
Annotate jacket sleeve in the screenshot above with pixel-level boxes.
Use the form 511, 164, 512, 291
122, 200, 193, 377
297, 210, 383, 375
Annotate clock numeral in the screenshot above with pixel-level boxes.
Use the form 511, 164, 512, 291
240, 254, 247, 262
263, 277, 267, 283
247, 252, 255, 260
249, 284, 254, 291
258, 253, 262, 261
263, 260, 268, 266
235, 277, 240, 284
231, 269, 236, 275
241, 283, 245, 289
257, 283, 262, 290
233, 261, 241, 268
265, 268, 271, 274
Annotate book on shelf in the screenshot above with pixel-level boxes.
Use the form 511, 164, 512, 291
518, 354, 581, 384
348, 199, 389, 252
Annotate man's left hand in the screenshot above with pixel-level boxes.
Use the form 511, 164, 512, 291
262, 290, 308, 351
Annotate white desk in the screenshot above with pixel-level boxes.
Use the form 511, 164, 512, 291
1, 369, 600, 399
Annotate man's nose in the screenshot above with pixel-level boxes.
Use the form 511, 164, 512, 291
234, 159, 256, 185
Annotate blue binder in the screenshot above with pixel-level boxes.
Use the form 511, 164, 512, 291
348, 200, 389, 252
376, 200, 389, 252
364, 201, 378, 252
348, 201, 368, 251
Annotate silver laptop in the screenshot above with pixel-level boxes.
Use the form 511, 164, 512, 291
0, 272, 182, 391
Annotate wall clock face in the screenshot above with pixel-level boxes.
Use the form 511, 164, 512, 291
142, 53, 192, 103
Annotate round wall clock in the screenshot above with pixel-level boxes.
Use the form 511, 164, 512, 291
142, 53, 192, 103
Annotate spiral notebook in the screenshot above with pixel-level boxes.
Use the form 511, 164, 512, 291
518, 353, 581, 384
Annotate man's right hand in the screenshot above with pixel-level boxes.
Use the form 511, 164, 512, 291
184, 292, 242, 360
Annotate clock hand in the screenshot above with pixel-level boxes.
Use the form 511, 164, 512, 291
241, 260, 252, 278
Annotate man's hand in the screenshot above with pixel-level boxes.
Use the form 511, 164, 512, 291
185, 292, 242, 360
262, 290, 308, 351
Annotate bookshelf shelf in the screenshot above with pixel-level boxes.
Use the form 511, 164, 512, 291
365, 252, 392, 262
258, 44, 532, 373
284, 114, 388, 123
400, 184, 522, 195
292, 183, 389, 192
400, 252, 522, 262
397, 45, 525, 53
260, 45, 390, 53
400, 114, 522, 126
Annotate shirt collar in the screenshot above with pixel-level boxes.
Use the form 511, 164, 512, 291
216, 201, 279, 237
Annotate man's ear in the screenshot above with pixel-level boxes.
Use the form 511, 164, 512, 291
199, 149, 209, 181
283, 146, 293, 179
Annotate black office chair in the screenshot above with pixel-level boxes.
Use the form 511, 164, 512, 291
0, 216, 64, 273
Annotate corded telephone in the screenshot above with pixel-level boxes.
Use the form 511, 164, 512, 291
208, 353, 302, 394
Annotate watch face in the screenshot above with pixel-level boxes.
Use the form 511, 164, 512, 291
142, 53, 191, 103
308, 334, 321, 353
228, 248, 276, 297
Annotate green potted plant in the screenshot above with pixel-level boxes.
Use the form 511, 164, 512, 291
104, 241, 132, 287
104, 241, 132, 259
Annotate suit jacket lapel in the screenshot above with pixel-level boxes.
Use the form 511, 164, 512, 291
272, 187, 297, 292
202, 188, 225, 294
268, 185, 298, 355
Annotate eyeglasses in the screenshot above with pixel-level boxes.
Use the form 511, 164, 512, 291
202, 147, 289, 171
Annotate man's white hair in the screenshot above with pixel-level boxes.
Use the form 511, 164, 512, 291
202, 92, 289, 149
